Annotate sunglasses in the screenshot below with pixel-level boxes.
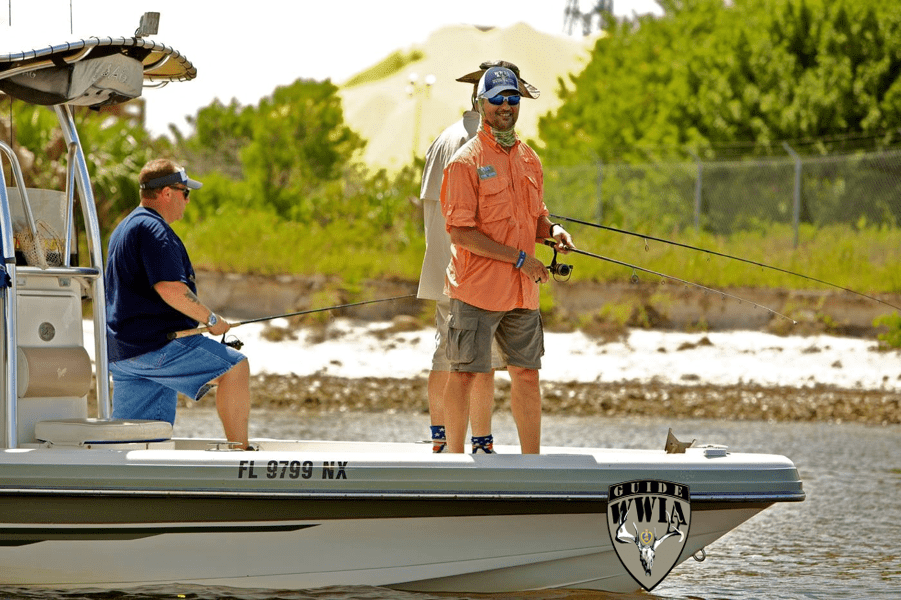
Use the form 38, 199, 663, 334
486, 94, 521, 106
169, 186, 190, 198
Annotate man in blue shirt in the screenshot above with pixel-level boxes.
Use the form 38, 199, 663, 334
105, 158, 252, 449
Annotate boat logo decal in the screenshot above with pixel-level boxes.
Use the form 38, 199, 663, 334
238, 460, 348, 480
607, 479, 691, 592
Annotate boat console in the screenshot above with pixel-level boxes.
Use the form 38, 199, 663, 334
0, 16, 197, 449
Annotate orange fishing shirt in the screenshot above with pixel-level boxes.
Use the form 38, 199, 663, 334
440, 128, 549, 312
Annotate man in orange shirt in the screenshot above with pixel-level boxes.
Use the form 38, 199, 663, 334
440, 66, 574, 454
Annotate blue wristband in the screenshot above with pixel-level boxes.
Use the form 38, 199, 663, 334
515, 250, 526, 269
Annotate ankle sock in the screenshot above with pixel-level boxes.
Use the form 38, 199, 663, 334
431, 425, 446, 453
471, 434, 495, 454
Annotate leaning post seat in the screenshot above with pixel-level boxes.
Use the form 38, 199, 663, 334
17, 346, 92, 398
34, 418, 173, 446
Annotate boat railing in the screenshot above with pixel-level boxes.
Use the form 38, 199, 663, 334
0, 105, 111, 448
0, 147, 21, 450
0, 141, 49, 269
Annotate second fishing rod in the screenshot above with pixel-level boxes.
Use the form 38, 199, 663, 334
540, 240, 797, 324
550, 213, 901, 313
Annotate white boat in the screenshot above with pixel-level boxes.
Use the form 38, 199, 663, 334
0, 15, 804, 594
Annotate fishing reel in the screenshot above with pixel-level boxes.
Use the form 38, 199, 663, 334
220, 335, 244, 350
547, 247, 573, 281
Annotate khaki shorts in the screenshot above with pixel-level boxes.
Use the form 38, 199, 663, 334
446, 298, 544, 373
432, 295, 505, 371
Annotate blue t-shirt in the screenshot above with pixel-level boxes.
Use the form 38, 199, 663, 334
105, 207, 198, 361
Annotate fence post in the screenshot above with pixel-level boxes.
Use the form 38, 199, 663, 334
687, 150, 702, 232
596, 159, 604, 223
781, 142, 801, 248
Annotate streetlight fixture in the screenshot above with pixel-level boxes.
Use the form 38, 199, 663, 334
408, 71, 435, 159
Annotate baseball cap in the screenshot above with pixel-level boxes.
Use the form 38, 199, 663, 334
140, 168, 203, 190
477, 67, 521, 100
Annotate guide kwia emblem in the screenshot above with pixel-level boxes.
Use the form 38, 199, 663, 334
607, 480, 691, 591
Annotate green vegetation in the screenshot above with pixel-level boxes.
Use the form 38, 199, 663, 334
4, 0, 901, 348
167, 78, 425, 283
874, 313, 901, 348
531, 223, 901, 293
538, 0, 901, 163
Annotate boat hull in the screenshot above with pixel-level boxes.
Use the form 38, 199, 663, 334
0, 509, 763, 592
0, 440, 803, 592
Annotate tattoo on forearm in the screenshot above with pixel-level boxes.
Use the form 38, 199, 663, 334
184, 291, 201, 306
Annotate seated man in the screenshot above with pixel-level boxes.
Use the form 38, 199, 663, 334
105, 158, 252, 449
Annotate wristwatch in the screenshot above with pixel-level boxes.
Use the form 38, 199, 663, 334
206, 313, 218, 328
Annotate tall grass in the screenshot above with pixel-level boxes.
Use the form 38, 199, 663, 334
179, 207, 901, 295
534, 222, 901, 293
175, 207, 425, 283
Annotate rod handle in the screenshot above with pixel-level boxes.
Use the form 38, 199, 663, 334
167, 326, 208, 340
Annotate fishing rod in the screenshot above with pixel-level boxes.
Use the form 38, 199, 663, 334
167, 294, 418, 341
542, 240, 797, 324
550, 213, 901, 312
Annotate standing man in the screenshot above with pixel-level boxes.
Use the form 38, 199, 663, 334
440, 66, 574, 454
105, 158, 253, 450
417, 61, 540, 454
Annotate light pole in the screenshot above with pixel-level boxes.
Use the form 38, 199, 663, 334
406, 72, 435, 159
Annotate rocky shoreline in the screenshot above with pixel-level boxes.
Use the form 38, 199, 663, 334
181, 273, 901, 426
87, 366, 900, 427
243, 373, 901, 426
88, 273, 901, 427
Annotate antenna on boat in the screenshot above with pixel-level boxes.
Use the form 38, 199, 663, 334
135, 12, 160, 37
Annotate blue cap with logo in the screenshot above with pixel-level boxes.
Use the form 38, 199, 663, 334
477, 66, 520, 100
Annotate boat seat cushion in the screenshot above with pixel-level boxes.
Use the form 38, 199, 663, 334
34, 418, 173, 445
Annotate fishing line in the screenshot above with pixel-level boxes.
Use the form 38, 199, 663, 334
543, 240, 797, 324
550, 213, 901, 312
168, 294, 418, 341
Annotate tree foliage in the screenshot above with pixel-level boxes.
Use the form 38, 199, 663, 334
179, 79, 368, 220
539, 0, 901, 164
1, 100, 155, 236
172, 77, 423, 267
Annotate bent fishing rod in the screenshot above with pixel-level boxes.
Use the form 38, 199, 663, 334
167, 294, 418, 341
542, 240, 798, 324
550, 213, 901, 312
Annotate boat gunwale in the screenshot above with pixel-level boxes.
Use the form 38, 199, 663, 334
0, 486, 806, 503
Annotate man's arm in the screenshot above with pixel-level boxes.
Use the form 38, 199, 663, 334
153, 281, 230, 335
449, 226, 549, 283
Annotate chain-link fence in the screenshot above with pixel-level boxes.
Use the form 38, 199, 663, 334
543, 147, 901, 245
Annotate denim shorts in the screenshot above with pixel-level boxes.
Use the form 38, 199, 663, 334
109, 335, 246, 424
